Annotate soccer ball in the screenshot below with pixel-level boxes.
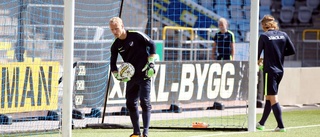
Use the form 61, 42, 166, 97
118, 62, 135, 78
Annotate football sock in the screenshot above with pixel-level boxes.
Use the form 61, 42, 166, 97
259, 100, 271, 125
129, 110, 141, 135
272, 103, 284, 128
142, 110, 151, 135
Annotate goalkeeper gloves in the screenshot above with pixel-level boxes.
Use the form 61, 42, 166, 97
112, 72, 130, 82
142, 57, 156, 78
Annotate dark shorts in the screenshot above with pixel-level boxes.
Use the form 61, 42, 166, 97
217, 55, 232, 60
263, 72, 283, 95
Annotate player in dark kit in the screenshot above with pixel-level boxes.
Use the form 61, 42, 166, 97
256, 15, 296, 132
212, 17, 235, 60
109, 17, 157, 137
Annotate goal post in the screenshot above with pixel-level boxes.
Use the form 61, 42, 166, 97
248, 0, 260, 132
62, 0, 75, 136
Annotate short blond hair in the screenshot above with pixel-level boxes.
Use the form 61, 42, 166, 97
109, 17, 123, 25
218, 18, 228, 27
261, 15, 279, 31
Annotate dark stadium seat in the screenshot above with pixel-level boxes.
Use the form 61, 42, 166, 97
229, 5, 244, 19
243, 5, 251, 19
230, 0, 243, 5
260, 6, 271, 19
281, 0, 295, 7
215, 0, 228, 5
279, 6, 295, 23
191, 0, 198, 4
260, 0, 272, 7
298, 6, 313, 23
228, 22, 238, 31
200, 0, 214, 11
306, 0, 320, 10
238, 21, 250, 32
244, 0, 251, 6
214, 4, 229, 18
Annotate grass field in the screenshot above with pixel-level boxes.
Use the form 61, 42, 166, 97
24, 107, 320, 137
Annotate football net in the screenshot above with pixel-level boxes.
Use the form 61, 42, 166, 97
0, 0, 258, 136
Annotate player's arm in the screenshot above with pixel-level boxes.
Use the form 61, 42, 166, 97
257, 35, 265, 70
143, 36, 157, 78
212, 42, 216, 60
110, 41, 129, 82
110, 41, 119, 72
230, 31, 236, 60
145, 36, 157, 63
257, 35, 265, 60
212, 34, 217, 60
284, 34, 296, 56
231, 43, 235, 60
230, 42, 235, 60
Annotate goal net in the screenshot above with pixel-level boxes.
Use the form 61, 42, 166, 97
0, 0, 257, 136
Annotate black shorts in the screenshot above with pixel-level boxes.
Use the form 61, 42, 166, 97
263, 72, 283, 95
217, 55, 232, 60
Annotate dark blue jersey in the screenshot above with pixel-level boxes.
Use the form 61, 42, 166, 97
258, 30, 296, 73
213, 30, 235, 56
110, 30, 156, 79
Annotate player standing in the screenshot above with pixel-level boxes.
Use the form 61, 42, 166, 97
212, 17, 235, 60
256, 15, 296, 132
109, 17, 157, 137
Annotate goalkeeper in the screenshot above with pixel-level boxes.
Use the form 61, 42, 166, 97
109, 17, 156, 137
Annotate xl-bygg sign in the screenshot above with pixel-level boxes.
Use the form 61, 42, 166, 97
74, 61, 248, 107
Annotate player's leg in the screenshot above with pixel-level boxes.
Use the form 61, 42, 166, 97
126, 81, 141, 136
269, 73, 285, 131
139, 79, 152, 136
257, 72, 271, 130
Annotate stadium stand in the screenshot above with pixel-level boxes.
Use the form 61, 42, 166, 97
228, 22, 238, 31
260, 6, 272, 19
191, 0, 320, 66
244, 0, 251, 5
243, 5, 251, 19
199, 0, 215, 11
298, 6, 313, 24
306, 0, 320, 10
214, 3, 229, 18
279, 6, 295, 24
230, 0, 243, 5
260, 0, 272, 7
229, 5, 243, 19
281, 0, 295, 7
215, 0, 228, 5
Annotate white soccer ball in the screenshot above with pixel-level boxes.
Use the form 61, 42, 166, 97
118, 62, 135, 78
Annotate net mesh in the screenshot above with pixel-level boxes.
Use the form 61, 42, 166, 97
0, 0, 252, 136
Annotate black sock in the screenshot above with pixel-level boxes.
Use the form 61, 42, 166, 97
272, 103, 284, 128
259, 100, 271, 125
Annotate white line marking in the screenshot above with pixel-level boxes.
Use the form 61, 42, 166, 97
188, 124, 320, 137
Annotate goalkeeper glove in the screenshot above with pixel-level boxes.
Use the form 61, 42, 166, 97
112, 72, 130, 82
142, 57, 156, 78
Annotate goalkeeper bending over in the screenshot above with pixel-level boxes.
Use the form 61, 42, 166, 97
257, 15, 295, 132
109, 17, 156, 137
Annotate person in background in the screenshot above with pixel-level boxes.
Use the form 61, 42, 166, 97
212, 17, 235, 60
109, 17, 157, 137
256, 15, 296, 132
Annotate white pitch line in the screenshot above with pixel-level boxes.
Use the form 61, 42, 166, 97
188, 124, 320, 137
